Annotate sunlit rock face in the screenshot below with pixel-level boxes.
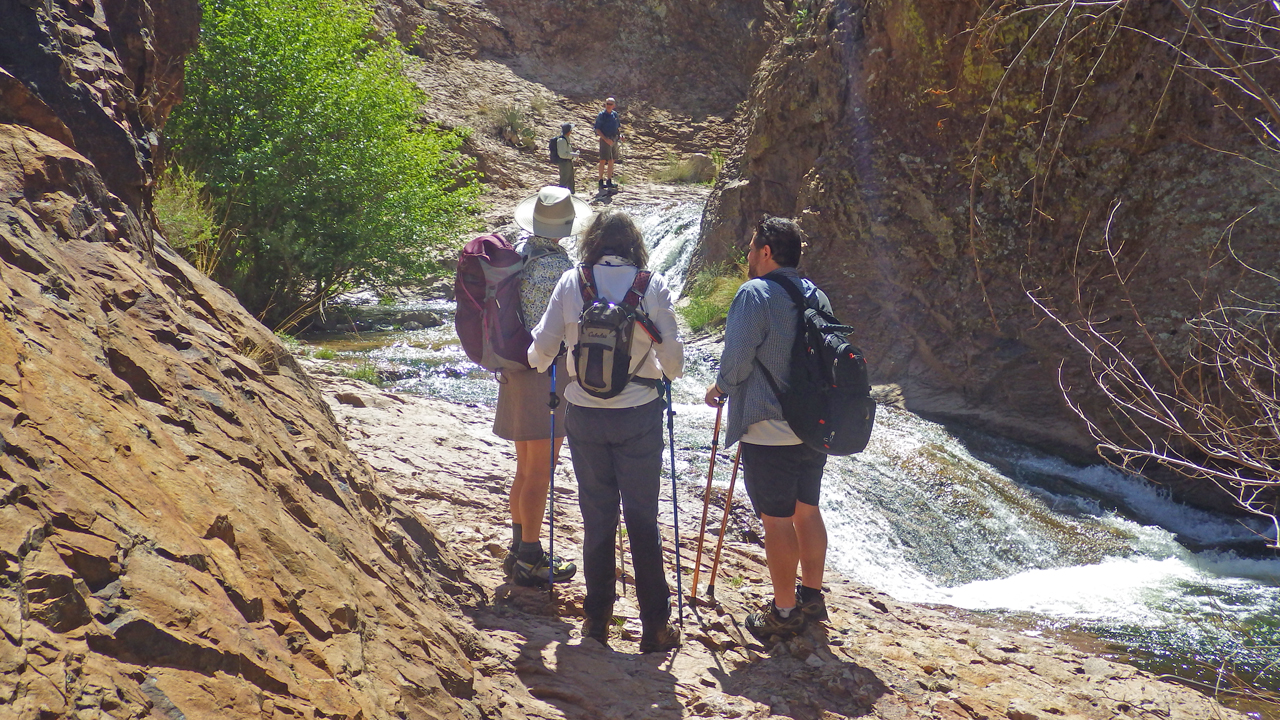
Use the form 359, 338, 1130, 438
701, 0, 1280, 483
1, 3, 488, 717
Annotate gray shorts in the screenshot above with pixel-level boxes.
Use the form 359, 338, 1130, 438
598, 137, 618, 161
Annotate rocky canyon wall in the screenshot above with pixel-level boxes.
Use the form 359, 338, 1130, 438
372, 0, 786, 208
0, 3, 493, 717
702, 0, 1280, 474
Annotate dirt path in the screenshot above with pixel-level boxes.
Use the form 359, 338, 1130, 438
306, 365, 1248, 720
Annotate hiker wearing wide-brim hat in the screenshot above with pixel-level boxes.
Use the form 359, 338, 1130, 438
513, 185, 593, 239
497, 186, 594, 589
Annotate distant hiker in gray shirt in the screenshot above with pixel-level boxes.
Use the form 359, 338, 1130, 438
704, 216, 832, 642
554, 122, 578, 193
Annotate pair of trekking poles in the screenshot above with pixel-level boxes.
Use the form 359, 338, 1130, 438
543, 363, 736, 622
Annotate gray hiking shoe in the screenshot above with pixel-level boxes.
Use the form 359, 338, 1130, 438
745, 601, 807, 642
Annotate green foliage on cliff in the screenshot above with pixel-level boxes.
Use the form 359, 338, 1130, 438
168, 0, 480, 330
680, 260, 746, 332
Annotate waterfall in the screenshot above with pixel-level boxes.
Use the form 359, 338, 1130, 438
636, 201, 705, 297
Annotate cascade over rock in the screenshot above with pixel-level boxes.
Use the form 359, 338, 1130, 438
0, 3, 491, 717
701, 0, 1280, 482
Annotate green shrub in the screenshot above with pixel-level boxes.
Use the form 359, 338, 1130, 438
680, 261, 746, 332
274, 331, 301, 351
710, 149, 726, 176
497, 103, 536, 149
314, 348, 338, 360
340, 362, 382, 385
153, 165, 222, 275
168, 0, 480, 331
651, 152, 718, 184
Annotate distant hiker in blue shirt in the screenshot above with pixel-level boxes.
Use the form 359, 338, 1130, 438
594, 97, 621, 192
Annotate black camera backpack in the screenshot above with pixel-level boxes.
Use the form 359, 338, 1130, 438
756, 274, 876, 455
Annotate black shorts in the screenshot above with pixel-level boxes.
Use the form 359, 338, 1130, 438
740, 442, 827, 518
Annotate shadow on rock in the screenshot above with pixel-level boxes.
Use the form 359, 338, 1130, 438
715, 622, 888, 720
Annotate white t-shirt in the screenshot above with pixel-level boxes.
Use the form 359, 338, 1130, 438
528, 256, 684, 408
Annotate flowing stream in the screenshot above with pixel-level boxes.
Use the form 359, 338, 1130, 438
308, 197, 1280, 704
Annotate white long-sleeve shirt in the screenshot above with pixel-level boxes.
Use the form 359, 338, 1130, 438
528, 256, 684, 408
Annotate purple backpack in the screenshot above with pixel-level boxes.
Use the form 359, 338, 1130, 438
454, 234, 533, 372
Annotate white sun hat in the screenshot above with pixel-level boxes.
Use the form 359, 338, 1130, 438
514, 186, 594, 239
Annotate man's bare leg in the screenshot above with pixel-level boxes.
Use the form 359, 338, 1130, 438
793, 500, 827, 590
760, 512, 800, 609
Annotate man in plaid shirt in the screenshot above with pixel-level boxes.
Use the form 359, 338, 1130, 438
704, 216, 832, 641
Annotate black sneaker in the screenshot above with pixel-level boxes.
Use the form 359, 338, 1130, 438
512, 554, 577, 586
606, 178, 615, 188
796, 585, 828, 622
597, 179, 605, 191
582, 616, 610, 646
745, 601, 807, 642
638, 623, 681, 653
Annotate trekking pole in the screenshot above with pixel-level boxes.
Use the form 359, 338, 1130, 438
547, 359, 560, 604
690, 398, 726, 599
664, 378, 684, 626
706, 444, 742, 600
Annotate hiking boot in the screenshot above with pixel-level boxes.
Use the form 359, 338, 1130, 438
511, 553, 577, 586
638, 623, 681, 653
582, 616, 610, 647
605, 178, 615, 188
597, 179, 605, 191
745, 601, 807, 642
796, 585, 828, 622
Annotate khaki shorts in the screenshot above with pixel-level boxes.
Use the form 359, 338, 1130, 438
598, 137, 619, 161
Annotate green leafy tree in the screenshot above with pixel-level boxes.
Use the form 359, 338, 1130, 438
168, 0, 479, 329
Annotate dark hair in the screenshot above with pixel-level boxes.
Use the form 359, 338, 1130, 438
579, 209, 648, 268
753, 216, 803, 267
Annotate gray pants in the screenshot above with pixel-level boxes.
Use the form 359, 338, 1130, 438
557, 160, 575, 192
565, 398, 671, 628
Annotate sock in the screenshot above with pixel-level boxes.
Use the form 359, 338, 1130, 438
510, 524, 522, 552
798, 585, 823, 603
775, 604, 795, 618
518, 540, 544, 565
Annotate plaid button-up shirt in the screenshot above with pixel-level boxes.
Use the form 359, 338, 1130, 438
716, 267, 830, 447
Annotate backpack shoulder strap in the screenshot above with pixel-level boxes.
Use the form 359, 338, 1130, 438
621, 270, 652, 309
623, 270, 663, 344
758, 272, 814, 311
753, 273, 810, 399
578, 265, 598, 302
